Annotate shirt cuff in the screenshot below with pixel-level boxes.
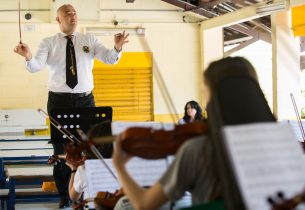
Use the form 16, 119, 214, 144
25, 58, 33, 66
25, 60, 31, 69
114, 46, 122, 53
111, 49, 122, 62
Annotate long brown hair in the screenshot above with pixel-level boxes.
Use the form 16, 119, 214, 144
204, 57, 259, 94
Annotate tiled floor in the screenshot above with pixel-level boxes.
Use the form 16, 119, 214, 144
12, 193, 191, 210
15, 203, 72, 210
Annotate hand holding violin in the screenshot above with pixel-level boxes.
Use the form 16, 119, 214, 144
112, 133, 133, 170
269, 190, 305, 210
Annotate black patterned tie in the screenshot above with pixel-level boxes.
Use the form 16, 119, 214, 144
66, 35, 78, 89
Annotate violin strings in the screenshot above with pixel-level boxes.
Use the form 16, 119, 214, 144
39, 107, 184, 179
290, 93, 305, 140
76, 129, 118, 181
38, 109, 119, 182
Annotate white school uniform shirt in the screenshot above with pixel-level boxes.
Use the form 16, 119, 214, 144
25, 31, 122, 93
74, 165, 94, 209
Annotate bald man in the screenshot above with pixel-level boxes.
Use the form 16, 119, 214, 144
14, 4, 129, 208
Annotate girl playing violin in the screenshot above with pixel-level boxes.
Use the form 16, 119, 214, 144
66, 122, 113, 210
112, 57, 260, 210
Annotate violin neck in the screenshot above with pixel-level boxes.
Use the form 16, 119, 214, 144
92, 135, 116, 144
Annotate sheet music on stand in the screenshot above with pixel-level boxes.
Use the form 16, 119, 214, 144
85, 158, 169, 196
223, 122, 305, 210
285, 120, 305, 142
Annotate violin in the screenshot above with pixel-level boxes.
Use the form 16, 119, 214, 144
38, 109, 122, 210
268, 190, 305, 210
65, 141, 90, 166
39, 108, 208, 209
94, 188, 125, 210
72, 188, 125, 210
119, 121, 208, 159
46, 133, 90, 167
91, 121, 208, 159
47, 154, 66, 165
47, 142, 88, 167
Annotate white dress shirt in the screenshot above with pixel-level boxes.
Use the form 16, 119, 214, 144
26, 32, 122, 93
73, 165, 94, 209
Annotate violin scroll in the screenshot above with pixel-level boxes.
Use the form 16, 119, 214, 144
47, 154, 67, 165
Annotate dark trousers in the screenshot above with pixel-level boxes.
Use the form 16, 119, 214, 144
47, 91, 95, 199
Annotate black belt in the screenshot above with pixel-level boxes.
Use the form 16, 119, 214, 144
49, 91, 92, 97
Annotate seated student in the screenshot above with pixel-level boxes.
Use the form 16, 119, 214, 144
178, 100, 204, 125
66, 123, 113, 209
112, 57, 260, 210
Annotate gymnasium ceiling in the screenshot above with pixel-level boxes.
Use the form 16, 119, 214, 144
160, 0, 272, 47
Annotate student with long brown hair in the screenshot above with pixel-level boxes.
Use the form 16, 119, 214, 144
112, 57, 260, 210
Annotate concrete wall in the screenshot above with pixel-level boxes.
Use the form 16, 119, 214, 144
0, 0, 204, 119
272, 10, 301, 119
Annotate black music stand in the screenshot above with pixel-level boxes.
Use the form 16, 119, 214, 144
50, 106, 112, 144
207, 76, 275, 210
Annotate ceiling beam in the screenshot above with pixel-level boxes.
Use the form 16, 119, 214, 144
230, 24, 257, 37
200, 0, 231, 8
161, 0, 215, 18
200, 4, 261, 30
201, 0, 305, 30
230, 24, 271, 43
258, 31, 271, 43
224, 35, 252, 46
200, 0, 289, 30
224, 37, 258, 57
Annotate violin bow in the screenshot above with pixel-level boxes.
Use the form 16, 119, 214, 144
76, 129, 118, 180
290, 93, 305, 140
37, 108, 118, 181
18, 0, 22, 44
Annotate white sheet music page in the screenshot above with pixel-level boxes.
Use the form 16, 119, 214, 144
85, 158, 168, 198
223, 122, 305, 210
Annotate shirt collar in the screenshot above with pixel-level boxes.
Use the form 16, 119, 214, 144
59, 31, 77, 38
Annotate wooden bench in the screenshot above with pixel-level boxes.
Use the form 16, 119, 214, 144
0, 157, 59, 206
0, 135, 60, 208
